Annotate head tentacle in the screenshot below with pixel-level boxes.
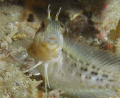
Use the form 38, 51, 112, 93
48, 4, 51, 19
55, 7, 61, 21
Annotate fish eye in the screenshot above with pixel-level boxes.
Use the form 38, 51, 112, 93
41, 20, 47, 29
41, 21, 45, 28
59, 22, 65, 31
59, 22, 64, 28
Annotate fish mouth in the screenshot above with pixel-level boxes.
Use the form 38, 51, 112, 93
41, 41, 60, 50
49, 37, 57, 41
36, 35, 63, 51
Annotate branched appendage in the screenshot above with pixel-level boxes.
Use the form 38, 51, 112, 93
44, 63, 49, 96
24, 61, 43, 73
43, 53, 63, 97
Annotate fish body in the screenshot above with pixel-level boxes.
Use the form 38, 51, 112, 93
27, 6, 120, 98
49, 37, 120, 97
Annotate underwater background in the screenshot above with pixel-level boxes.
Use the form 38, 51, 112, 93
0, 0, 120, 98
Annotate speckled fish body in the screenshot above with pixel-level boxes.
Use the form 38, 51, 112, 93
27, 6, 120, 98
47, 37, 120, 98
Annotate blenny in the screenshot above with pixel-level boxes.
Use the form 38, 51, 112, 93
27, 5, 120, 98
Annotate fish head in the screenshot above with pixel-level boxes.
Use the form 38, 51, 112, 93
34, 5, 64, 51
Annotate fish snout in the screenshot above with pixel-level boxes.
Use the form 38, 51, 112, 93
45, 36, 58, 45
49, 37, 57, 41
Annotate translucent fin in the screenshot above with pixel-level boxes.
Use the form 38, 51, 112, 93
48, 37, 120, 98
63, 37, 120, 72
44, 63, 50, 88
49, 63, 118, 98
24, 61, 43, 73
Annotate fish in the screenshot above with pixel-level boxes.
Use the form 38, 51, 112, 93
27, 4, 64, 94
27, 4, 120, 98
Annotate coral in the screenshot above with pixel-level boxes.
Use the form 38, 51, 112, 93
78, 0, 106, 14
0, 51, 42, 98
40, 89, 63, 98
24, 0, 47, 10
0, 2, 40, 49
0, 0, 4, 2
12, 33, 26, 41
0, 0, 120, 98
0, 0, 20, 3
65, 9, 98, 45
78, 0, 120, 51
108, 20, 120, 42
92, 0, 120, 41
